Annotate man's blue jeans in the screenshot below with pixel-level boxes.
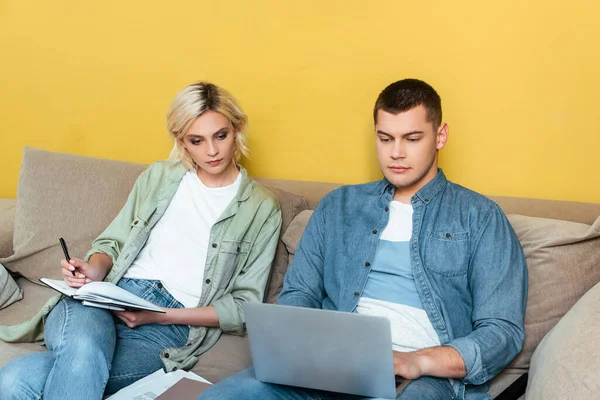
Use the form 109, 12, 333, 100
0, 278, 189, 400
198, 367, 456, 400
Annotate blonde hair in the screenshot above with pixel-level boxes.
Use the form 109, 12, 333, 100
167, 81, 249, 169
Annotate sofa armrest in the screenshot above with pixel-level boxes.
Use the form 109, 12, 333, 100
0, 199, 16, 259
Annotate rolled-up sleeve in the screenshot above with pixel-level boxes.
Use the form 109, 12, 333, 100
447, 204, 528, 385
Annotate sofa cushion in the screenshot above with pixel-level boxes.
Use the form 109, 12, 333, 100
0, 263, 22, 309
0, 147, 147, 284
0, 278, 56, 368
282, 210, 314, 267
0, 199, 16, 259
507, 214, 600, 372
260, 188, 309, 304
190, 334, 252, 384
526, 281, 600, 398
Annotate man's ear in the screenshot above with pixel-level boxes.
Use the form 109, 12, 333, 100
436, 123, 448, 150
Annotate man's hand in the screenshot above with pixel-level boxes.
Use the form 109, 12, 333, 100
113, 309, 167, 328
393, 351, 427, 379
393, 346, 467, 379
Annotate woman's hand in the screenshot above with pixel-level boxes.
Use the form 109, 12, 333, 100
60, 254, 112, 288
113, 309, 167, 328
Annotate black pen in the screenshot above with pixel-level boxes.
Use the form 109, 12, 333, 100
59, 237, 75, 276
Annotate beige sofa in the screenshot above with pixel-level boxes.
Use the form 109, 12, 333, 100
1, 147, 599, 399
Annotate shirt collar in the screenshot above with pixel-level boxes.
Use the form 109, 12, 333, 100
168, 162, 252, 201
379, 168, 448, 205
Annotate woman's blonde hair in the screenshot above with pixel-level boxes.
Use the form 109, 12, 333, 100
167, 81, 249, 169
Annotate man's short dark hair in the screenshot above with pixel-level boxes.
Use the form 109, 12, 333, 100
373, 79, 442, 129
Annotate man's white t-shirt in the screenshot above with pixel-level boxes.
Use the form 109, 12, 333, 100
124, 170, 241, 308
356, 201, 441, 352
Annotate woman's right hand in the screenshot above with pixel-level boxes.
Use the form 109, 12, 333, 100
60, 258, 106, 288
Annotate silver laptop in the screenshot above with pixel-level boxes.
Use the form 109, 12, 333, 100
244, 303, 403, 399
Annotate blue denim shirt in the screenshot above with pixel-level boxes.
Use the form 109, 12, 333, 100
278, 170, 528, 399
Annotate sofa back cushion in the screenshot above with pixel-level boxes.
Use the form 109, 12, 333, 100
506, 214, 600, 371
0, 147, 148, 283
282, 210, 314, 268
0, 200, 16, 259
259, 189, 309, 304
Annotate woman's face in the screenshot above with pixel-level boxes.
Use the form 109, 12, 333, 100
182, 110, 238, 186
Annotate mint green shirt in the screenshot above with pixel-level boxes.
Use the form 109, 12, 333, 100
0, 161, 282, 372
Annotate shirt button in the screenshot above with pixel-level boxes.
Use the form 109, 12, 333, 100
163, 352, 170, 358
157, 282, 163, 289
365, 262, 371, 267
212, 243, 217, 248
424, 198, 429, 203
385, 207, 389, 212
372, 229, 377, 234
446, 233, 451, 238
171, 367, 178, 372
205, 279, 211, 284
354, 292, 360, 297
133, 220, 138, 225
186, 342, 192, 346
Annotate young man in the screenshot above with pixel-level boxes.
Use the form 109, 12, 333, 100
199, 79, 528, 399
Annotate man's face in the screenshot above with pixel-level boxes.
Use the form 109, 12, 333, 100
375, 105, 448, 202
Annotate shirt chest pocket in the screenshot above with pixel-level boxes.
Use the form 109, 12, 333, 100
423, 231, 470, 276
215, 240, 251, 289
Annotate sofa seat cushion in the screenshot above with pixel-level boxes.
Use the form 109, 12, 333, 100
526, 281, 600, 398
189, 333, 252, 384
0, 278, 56, 368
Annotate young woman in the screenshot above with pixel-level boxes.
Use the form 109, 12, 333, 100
0, 82, 282, 399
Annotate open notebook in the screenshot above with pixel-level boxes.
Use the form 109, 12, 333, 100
40, 278, 165, 313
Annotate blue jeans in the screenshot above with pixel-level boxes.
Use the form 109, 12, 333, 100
0, 278, 189, 400
198, 367, 456, 400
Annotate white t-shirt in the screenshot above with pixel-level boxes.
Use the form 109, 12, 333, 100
124, 170, 241, 308
356, 201, 441, 352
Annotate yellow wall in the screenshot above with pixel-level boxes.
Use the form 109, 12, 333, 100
1, 1, 599, 202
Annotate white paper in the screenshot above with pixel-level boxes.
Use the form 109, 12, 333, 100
39, 278, 77, 296
39, 278, 164, 312
106, 369, 212, 400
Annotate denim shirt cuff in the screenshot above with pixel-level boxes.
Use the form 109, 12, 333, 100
277, 294, 319, 309
447, 337, 488, 385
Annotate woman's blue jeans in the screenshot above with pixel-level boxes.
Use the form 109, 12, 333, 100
0, 278, 189, 400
